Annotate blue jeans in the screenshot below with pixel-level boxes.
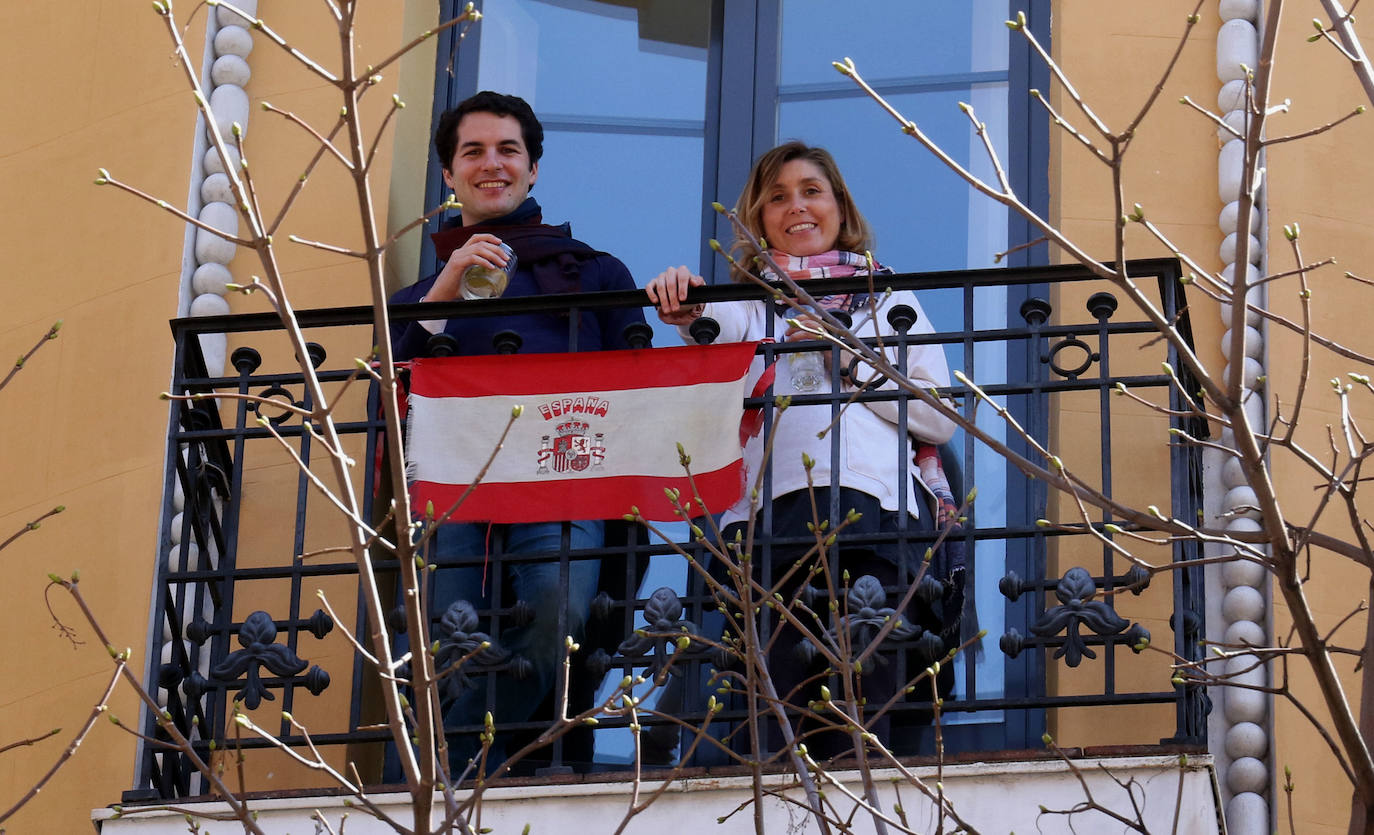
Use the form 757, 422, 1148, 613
428, 520, 602, 775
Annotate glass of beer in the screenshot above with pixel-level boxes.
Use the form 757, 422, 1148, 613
459, 242, 516, 300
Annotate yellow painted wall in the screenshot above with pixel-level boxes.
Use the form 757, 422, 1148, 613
1051, 2, 1374, 832
1264, 6, 1374, 833
0, 5, 198, 832
1044, 1, 1223, 749
0, 1, 421, 831
6, 1, 1370, 831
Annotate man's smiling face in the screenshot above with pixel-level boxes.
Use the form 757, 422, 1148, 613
443, 111, 539, 225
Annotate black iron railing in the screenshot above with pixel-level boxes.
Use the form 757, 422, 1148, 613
128, 258, 1206, 800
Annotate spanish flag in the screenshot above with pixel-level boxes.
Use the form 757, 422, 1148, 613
405, 342, 758, 522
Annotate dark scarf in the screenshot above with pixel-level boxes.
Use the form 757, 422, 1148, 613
429, 198, 607, 295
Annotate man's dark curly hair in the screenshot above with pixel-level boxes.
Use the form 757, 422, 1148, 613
434, 90, 544, 170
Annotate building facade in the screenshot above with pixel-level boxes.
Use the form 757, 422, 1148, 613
2, 2, 1371, 833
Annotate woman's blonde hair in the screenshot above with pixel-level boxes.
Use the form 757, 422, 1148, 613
730, 141, 873, 282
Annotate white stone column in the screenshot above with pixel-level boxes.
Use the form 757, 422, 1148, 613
182, 0, 260, 377
1213, 2, 1272, 833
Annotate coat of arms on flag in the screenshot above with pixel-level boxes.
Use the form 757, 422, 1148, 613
538, 421, 604, 474
404, 342, 758, 523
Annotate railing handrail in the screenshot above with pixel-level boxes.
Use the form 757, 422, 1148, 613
166, 257, 1187, 337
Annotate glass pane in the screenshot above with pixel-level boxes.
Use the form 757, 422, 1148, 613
473, 0, 711, 762
777, 0, 1013, 717
476, 0, 710, 339
780, 0, 1008, 86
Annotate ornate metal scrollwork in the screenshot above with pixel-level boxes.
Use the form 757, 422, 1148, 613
433, 600, 512, 702
796, 574, 945, 669
616, 587, 698, 677
209, 611, 326, 709
1044, 334, 1099, 380
1001, 567, 1151, 668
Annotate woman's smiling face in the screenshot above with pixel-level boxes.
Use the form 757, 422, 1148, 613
759, 158, 843, 257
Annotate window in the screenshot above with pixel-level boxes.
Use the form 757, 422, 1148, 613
425, 0, 1047, 285
426, 0, 1051, 754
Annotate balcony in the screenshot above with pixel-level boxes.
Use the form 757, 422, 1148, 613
124, 258, 1210, 817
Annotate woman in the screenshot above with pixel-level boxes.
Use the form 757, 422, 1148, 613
647, 141, 962, 759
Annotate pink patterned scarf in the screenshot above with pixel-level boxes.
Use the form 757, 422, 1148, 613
761, 249, 889, 313
763, 250, 961, 534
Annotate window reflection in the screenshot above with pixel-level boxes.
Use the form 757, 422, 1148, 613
476, 0, 710, 347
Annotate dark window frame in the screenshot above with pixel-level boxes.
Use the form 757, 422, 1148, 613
424, 0, 1048, 282
422, 0, 1053, 753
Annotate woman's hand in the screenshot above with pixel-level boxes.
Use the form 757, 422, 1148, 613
645, 266, 706, 324
783, 311, 832, 372
782, 312, 824, 343
424, 233, 511, 302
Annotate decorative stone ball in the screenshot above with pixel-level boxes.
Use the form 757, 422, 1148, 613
1219, 298, 1262, 328
1223, 619, 1266, 648
1224, 652, 1267, 689
1218, 109, 1247, 142
1217, 19, 1260, 83
1219, 0, 1260, 23
211, 54, 252, 88
1220, 485, 1261, 519
1220, 455, 1249, 490
217, 0, 259, 27
1218, 139, 1246, 203
192, 262, 234, 297
1223, 261, 1261, 288
1221, 327, 1263, 361
1226, 792, 1268, 835
1218, 79, 1248, 113
1227, 756, 1267, 795
1222, 555, 1266, 589
1221, 584, 1265, 623
200, 172, 235, 206
1224, 685, 1268, 725
1219, 201, 1261, 234
204, 145, 242, 176
1242, 388, 1265, 431
168, 512, 185, 545
199, 333, 228, 379
189, 293, 232, 318
1225, 721, 1268, 759
195, 202, 240, 265
214, 25, 254, 59
208, 84, 251, 142
1220, 232, 1263, 265
1221, 356, 1264, 390
166, 542, 198, 574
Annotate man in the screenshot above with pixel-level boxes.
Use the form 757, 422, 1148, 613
389, 91, 647, 773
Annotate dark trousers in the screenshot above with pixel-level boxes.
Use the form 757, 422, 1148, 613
707, 487, 953, 763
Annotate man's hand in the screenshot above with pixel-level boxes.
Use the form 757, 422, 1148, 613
423, 232, 512, 302
645, 266, 706, 324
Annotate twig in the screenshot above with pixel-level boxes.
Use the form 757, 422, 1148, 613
1264, 106, 1367, 146
96, 173, 253, 247
286, 234, 366, 258
1179, 94, 1241, 138
0, 506, 66, 553
0, 729, 61, 757
0, 321, 61, 393
1028, 88, 1109, 163
260, 103, 355, 170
